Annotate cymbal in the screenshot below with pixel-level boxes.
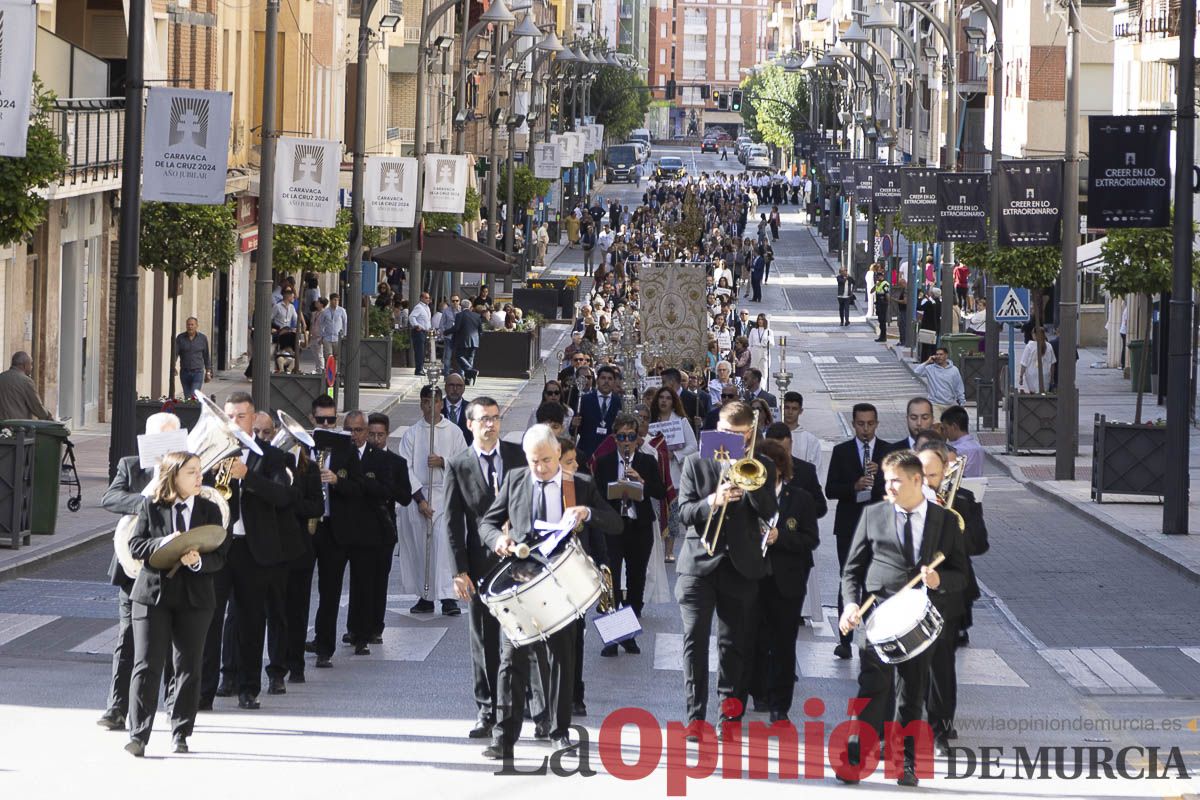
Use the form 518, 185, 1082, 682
147, 524, 228, 570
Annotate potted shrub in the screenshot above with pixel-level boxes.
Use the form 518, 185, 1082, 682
135, 396, 203, 432
391, 328, 412, 368
353, 306, 392, 388
477, 315, 539, 379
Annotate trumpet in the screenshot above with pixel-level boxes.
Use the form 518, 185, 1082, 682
213, 457, 237, 500
700, 409, 767, 557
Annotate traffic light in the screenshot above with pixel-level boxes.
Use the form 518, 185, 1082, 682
731, 90, 743, 111
716, 91, 728, 111
701, 84, 710, 99
666, 78, 676, 100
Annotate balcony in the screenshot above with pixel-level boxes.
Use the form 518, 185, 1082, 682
1114, 0, 1197, 41
957, 52, 988, 92
47, 98, 124, 196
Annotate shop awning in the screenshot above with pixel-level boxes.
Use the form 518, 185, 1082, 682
370, 230, 512, 275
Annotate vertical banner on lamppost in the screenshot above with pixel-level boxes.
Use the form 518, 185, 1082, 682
534, 141, 559, 179
840, 159, 860, 196
873, 165, 902, 214
593, 123, 604, 152
364, 156, 417, 227
997, 160, 1063, 247
854, 163, 874, 206
935, 172, 990, 243
553, 134, 571, 168
274, 137, 341, 227
900, 167, 938, 225
1087, 114, 1172, 228
566, 131, 585, 163
422, 154, 468, 213
0, 0, 37, 156
142, 88, 233, 204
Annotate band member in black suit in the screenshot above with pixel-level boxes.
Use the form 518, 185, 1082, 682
200, 392, 293, 710
366, 413, 413, 643
442, 372, 471, 443
763, 422, 828, 519
838, 449, 969, 787
676, 401, 777, 730
445, 396, 525, 739
750, 439, 819, 722
825, 402, 893, 658
592, 413, 667, 656
572, 365, 622, 465
478, 424, 622, 759
98, 412, 181, 731
125, 452, 228, 756
916, 441, 988, 751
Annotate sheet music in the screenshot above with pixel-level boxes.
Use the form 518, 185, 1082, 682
532, 511, 579, 556
138, 430, 190, 469
594, 606, 643, 645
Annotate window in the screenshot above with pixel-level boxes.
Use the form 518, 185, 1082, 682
661, 23, 667, 37
660, 49, 666, 65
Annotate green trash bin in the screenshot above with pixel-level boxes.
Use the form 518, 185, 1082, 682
2, 419, 70, 535
941, 333, 981, 367
1127, 340, 1152, 393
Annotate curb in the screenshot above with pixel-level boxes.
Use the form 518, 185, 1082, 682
985, 451, 1200, 586
0, 524, 116, 581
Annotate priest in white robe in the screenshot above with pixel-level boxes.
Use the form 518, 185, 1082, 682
396, 385, 470, 615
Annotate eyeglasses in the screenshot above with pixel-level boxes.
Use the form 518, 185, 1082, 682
472, 414, 501, 425
314, 415, 337, 424
614, 433, 638, 443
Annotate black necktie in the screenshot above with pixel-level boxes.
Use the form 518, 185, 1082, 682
482, 452, 497, 491
902, 511, 915, 568
600, 395, 608, 416
535, 480, 550, 523
175, 502, 187, 533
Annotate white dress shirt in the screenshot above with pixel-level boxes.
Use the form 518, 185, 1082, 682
409, 301, 432, 332
531, 469, 564, 524
474, 444, 503, 492
172, 495, 202, 571
232, 450, 250, 537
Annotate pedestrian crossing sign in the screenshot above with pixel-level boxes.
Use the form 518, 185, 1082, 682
993, 285, 1031, 323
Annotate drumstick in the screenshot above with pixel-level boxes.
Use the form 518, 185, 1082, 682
856, 551, 945, 618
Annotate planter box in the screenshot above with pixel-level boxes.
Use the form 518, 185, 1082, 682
1006, 393, 1058, 453
476, 329, 539, 379
0, 427, 34, 548
525, 278, 579, 320
1090, 414, 1168, 502
513, 288, 561, 322
960, 354, 1007, 403
392, 345, 413, 369
271, 373, 329, 424
358, 337, 391, 388
136, 400, 202, 433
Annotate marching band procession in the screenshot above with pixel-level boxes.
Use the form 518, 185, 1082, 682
84, 168, 999, 789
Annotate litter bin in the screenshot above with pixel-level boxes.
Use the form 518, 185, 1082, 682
941, 333, 981, 367
2, 420, 70, 535
1127, 339, 1151, 393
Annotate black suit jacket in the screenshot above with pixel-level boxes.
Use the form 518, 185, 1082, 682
825, 438, 895, 540
789, 456, 828, 519
676, 453, 777, 580
745, 388, 778, 409
379, 448, 414, 533
680, 389, 710, 427
283, 455, 325, 561
451, 309, 484, 350
442, 398, 471, 443
318, 441, 366, 546
576, 391, 622, 456
701, 407, 720, 432
765, 482, 820, 596
128, 496, 229, 609
593, 450, 667, 528
223, 443, 293, 566
479, 469, 622, 558
102, 455, 155, 589
351, 445, 398, 546
445, 440, 525, 579
840, 500, 969, 618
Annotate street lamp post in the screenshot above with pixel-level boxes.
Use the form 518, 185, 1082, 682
1054, 0, 1081, 479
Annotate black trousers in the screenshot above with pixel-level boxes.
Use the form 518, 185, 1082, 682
106, 585, 174, 719
495, 624, 576, 746
838, 298, 852, 325
875, 297, 889, 340
371, 541, 395, 638
675, 559, 758, 723
203, 538, 276, 698
455, 347, 477, 373
751, 274, 763, 302
835, 533, 857, 648
129, 599, 212, 745
219, 594, 238, 687
925, 611, 962, 738
313, 530, 377, 653
897, 305, 908, 345
268, 553, 314, 679
605, 518, 653, 616
751, 573, 808, 714
412, 330, 427, 374
572, 617, 587, 704
855, 642, 933, 765
468, 590, 502, 723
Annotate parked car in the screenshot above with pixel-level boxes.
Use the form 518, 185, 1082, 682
628, 128, 652, 158
605, 144, 641, 183
626, 141, 649, 163
655, 156, 687, 179
700, 138, 719, 153
744, 145, 771, 171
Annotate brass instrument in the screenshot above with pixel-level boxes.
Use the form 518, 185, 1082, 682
310, 447, 333, 534
700, 409, 768, 556
597, 565, 616, 613
935, 458, 966, 532
271, 410, 316, 456
214, 457, 236, 500
760, 513, 778, 557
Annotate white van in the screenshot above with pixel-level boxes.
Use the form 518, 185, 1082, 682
628, 128, 652, 158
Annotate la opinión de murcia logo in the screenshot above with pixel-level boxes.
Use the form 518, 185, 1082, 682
293, 143, 325, 185
168, 96, 210, 149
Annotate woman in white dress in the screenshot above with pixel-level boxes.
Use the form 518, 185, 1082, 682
748, 313, 773, 376
649, 387, 698, 563
1018, 327, 1056, 394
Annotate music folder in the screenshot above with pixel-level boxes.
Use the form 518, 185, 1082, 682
607, 479, 644, 502
594, 606, 642, 645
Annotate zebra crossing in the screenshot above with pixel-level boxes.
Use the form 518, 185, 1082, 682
809, 352, 927, 401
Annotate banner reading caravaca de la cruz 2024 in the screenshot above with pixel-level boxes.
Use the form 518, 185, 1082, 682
142, 88, 233, 204
274, 137, 341, 228
1087, 115, 1172, 228
0, 0, 37, 157
422, 154, 468, 214
364, 156, 417, 228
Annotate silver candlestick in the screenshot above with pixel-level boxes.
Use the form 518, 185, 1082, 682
773, 333, 793, 395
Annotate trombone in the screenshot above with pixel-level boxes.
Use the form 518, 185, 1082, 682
700, 409, 767, 557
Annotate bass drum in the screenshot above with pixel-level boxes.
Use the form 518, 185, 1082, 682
480, 536, 603, 647
865, 587, 944, 664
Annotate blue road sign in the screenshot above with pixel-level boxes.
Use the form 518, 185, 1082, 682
993, 285, 1031, 324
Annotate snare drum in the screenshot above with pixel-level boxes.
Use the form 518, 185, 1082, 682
864, 587, 944, 664
480, 536, 603, 647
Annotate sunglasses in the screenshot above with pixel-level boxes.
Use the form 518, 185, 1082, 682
314, 415, 337, 424
614, 433, 638, 443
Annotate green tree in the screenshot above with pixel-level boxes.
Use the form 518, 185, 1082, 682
423, 185, 481, 233
0, 77, 68, 246
499, 164, 552, 211
738, 65, 809, 149
139, 201, 238, 397
589, 67, 651, 142
274, 209, 352, 275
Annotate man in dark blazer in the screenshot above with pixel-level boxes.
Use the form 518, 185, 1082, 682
366, 413, 413, 645
441, 372, 471, 443
200, 392, 294, 711
478, 424, 621, 759
661, 367, 709, 432
676, 401, 777, 729
825, 402, 894, 658
741, 368, 778, 409
450, 304, 484, 373
763, 423, 827, 519
97, 412, 180, 731
838, 449, 969, 787
592, 413, 667, 656
445, 396, 525, 740
342, 412, 396, 649
572, 364, 622, 465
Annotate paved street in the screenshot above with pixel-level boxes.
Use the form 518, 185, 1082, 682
1, 145, 1198, 797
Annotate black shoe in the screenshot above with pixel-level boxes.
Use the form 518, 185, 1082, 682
268, 677, 286, 695
172, 736, 189, 754
197, 699, 213, 711
898, 764, 919, 787
97, 713, 125, 731
935, 735, 951, 756
125, 739, 145, 758
835, 740, 861, 784
341, 633, 353, 645
441, 600, 461, 617
946, 726, 958, 740
573, 701, 587, 717
370, 635, 383, 644
354, 644, 371, 656
834, 643, 852, 660
469, 721, 494, 739
769, 711, 789, 723
600, 644, 618, 657
620, 638, 640, 654
534, 723, 551, 740
414, 370, 426, 376
304, 639, 318, 653
315, 655, 333, 668
215, 682, 234, 698
237, 693, 261, 710
482, 743, 512, 760
289, 672, 305, 684
410, 599, 435, 614
956, 630, 970, 648
550, 735, 574, 751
